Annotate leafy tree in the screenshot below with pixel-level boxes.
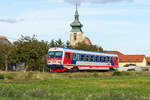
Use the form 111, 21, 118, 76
71, 42, 103, 52
147, 61, 150, 66
55, 38, 65, 48
13, 35, 49, 72
49, 39, 56, 48
0, 43, 11, 71
66, 40, 72, 48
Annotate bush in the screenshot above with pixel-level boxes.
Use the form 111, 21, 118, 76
112, 71, 130, 76
0, 74, 4, 80
5, 75, 14, 80
124, 64, 136, 67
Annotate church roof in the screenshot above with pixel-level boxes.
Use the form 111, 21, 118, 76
70, 5, 83, 32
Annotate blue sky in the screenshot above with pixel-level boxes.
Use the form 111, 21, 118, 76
0, 0, 150, 55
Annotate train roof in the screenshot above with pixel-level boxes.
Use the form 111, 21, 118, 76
48, 48, 118, 57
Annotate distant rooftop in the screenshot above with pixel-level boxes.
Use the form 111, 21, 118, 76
0, 35, 11, 45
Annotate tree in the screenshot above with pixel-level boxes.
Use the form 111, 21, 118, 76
13, 35, 49, 72
49, 39, 56, 48
66, 40, 71, 48
70, 42, 103, 52
55, 38, 65, 48
0, 43, 12, 71
147, 61, 150, 66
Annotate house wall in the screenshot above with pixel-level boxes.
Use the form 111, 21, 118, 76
119, 58, 147, 67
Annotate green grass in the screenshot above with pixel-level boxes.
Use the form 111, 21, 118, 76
0, 71, 150, 100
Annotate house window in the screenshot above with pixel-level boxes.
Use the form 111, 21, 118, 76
74, 33, 77, 40
119, 59, 122, 61
136, 59, 139, 61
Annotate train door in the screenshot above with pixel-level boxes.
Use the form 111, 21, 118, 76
63, 52, 72, 64
113, 57, 118, 67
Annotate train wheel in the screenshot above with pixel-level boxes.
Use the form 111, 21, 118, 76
109, 68, 115, 71
71, 67, 79, 72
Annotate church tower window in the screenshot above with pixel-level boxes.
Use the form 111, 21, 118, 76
74, 33, 77, 40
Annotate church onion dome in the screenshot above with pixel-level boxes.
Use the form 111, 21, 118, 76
70, 5, 83, 32
70, 20, 83, 27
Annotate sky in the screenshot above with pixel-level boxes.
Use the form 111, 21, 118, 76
0, 0, 150, 56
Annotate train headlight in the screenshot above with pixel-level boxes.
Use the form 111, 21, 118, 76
58, 61, 61, 64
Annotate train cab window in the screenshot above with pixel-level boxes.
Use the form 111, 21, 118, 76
86, 55, 89, 61
73, 54, 76, 60
100, 56, 102, 62
103, 57, 106, 62
95, 56, 98, 62
81, 55, 85, 61
90, 56, 94, 62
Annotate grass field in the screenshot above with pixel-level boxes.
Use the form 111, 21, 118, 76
0, 71, 150, 100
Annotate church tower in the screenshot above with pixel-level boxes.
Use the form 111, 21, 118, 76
69, 5, 92, 46
70, 5, 84, 46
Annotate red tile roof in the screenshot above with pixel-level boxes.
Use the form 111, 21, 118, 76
104, 51, 145, 62
84, 37, 92, 45
119, 55, 145, 62
0, 36, 11, 45
146, 57, 150, 63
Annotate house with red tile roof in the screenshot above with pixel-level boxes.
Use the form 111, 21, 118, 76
105, 51, 147, 67
146, 57, 150, 65
0, 36, 11, 45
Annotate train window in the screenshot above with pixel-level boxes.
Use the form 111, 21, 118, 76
116, 57, 118, 62
103, 57, 106, 62
73, 54, 76, 60
107, 56, 110, 62
86, 55, 89, 61
67, 53, 70, 59
90, 56, 94, 62
81, 55, 85, 61
111, 57, 113, 62
95, 56, 98, 62
77, 54, 80, 61
65, 53, 68, 58
55, 51, 63, 58
100, 56, 102, 62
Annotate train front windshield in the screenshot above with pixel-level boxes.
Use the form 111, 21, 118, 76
48, 51, 63, 58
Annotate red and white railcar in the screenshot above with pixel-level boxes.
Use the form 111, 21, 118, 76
47, 48, 118, 72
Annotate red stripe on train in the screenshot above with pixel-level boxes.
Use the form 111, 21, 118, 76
64, 64, 118, 68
